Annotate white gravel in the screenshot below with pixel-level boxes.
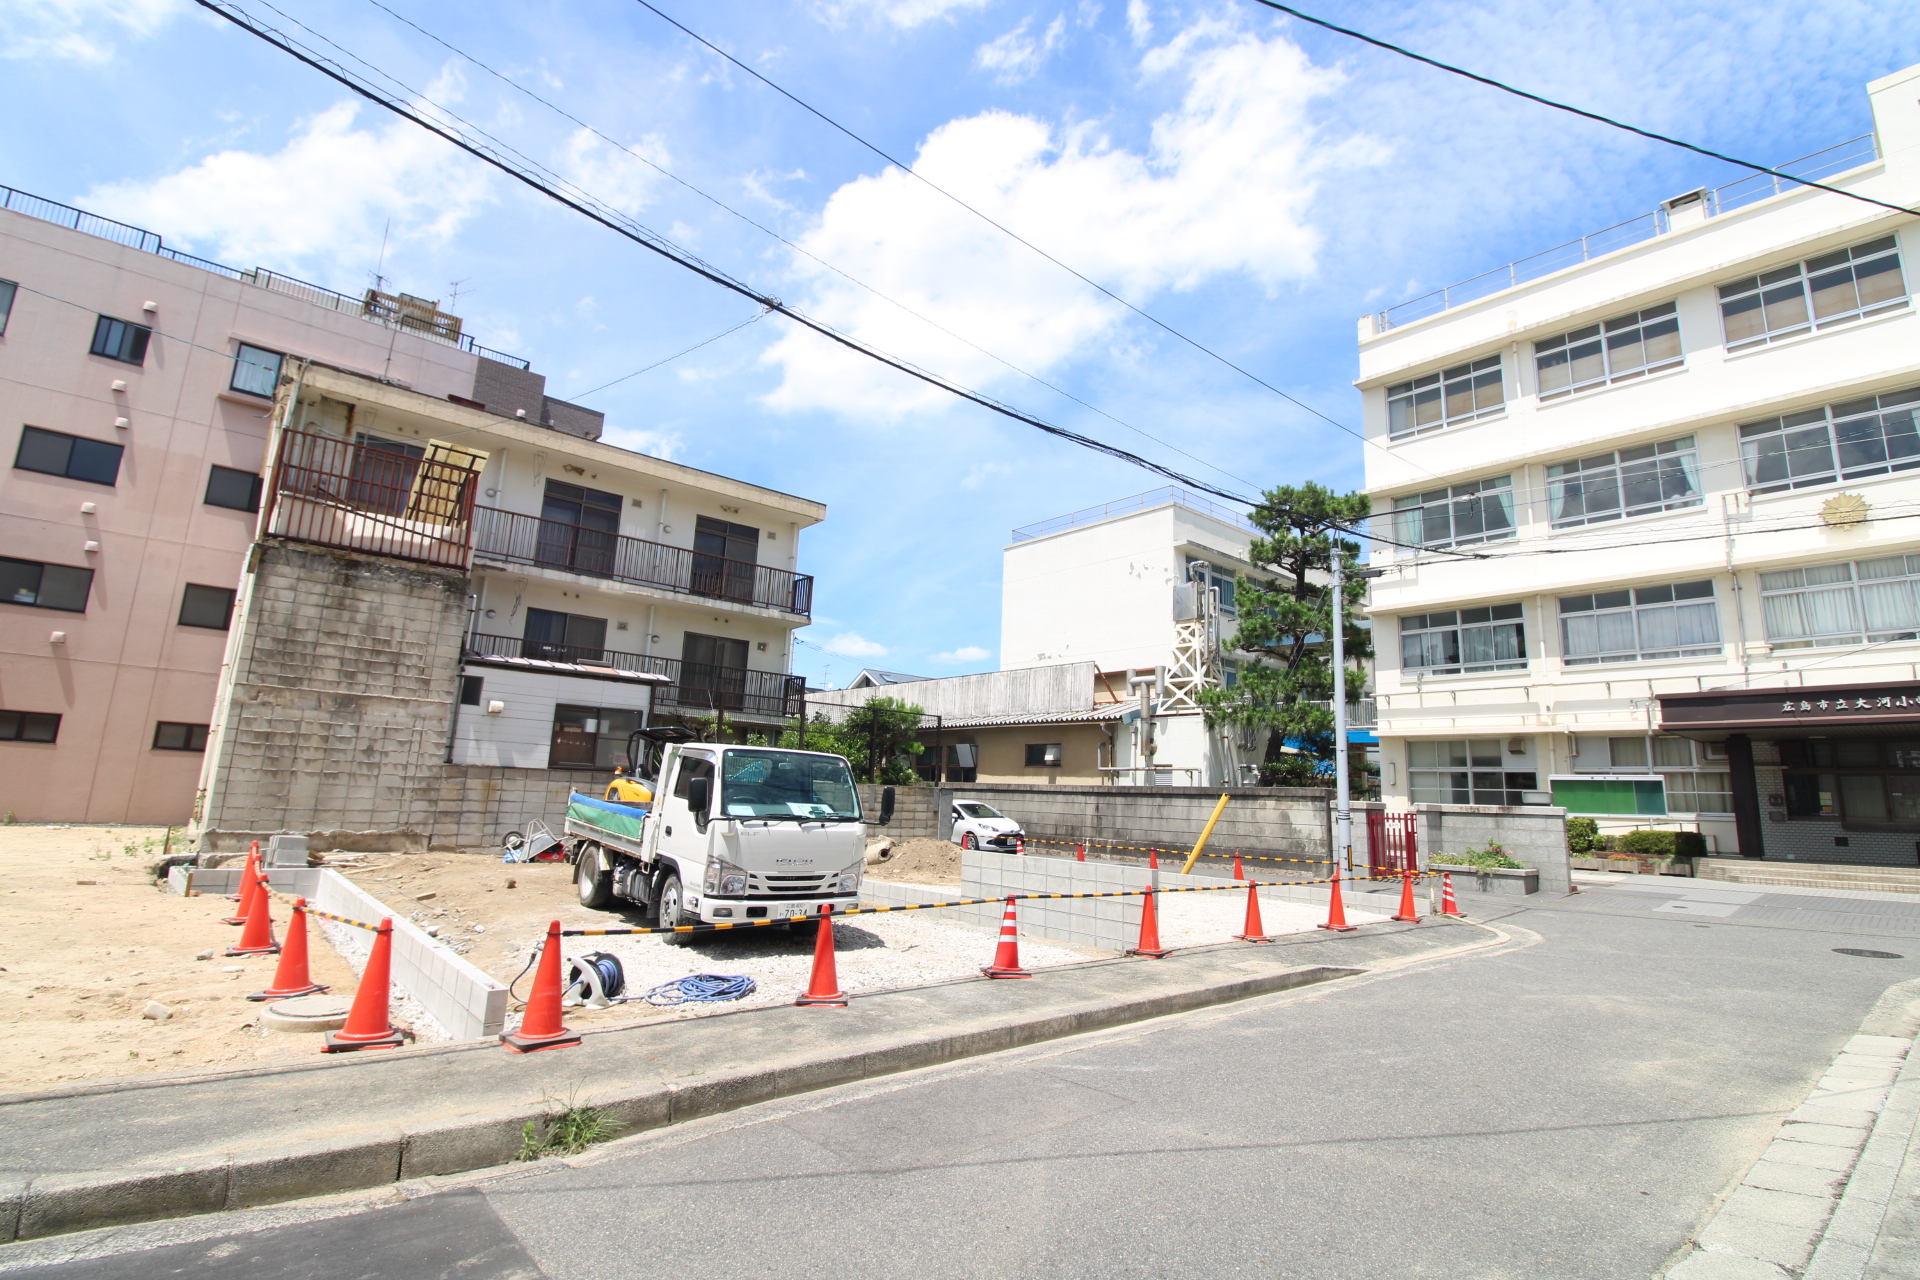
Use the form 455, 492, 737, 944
317, 919, 454, 1043
1151, 887, 1386, 947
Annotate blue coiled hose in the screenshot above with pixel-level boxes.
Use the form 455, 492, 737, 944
641, 973, 757, 1005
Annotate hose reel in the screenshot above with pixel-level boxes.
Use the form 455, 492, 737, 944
561, 951, 626, 1008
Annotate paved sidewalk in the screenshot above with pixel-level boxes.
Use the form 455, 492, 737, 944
0, 917, 1492, 1241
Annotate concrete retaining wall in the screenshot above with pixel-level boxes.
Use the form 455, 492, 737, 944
857, 784, 940, 841
167, 864, 507, 1039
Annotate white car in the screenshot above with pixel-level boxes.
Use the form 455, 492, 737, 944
950, 801, 1026, 852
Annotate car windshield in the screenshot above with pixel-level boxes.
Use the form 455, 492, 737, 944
957, 803, 1006, 820
720, 749, 861, 820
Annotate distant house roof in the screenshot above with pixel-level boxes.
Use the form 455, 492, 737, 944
937, 701, 1139, 730
845, 668, 930, 689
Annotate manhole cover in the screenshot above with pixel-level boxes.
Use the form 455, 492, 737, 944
1833, 948, 1905, 959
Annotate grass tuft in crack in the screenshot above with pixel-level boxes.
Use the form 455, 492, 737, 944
516, 1093, 612, 1160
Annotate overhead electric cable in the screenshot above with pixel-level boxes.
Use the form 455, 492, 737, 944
566, 308, 770, 399
629, 0, 1359, 440
1247, 1, 1917, 218
191, 0, 1278, 511
362, 0, 1258, 491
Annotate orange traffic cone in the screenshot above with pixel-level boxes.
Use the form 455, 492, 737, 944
981, 896, 1031, 978
1318, 875, 1357, 932
250, 897, 327, 1000
501, 921, 583, 1051
1148, 846, 1160, 870
224, 850, 259, 924
1232, 852, 1246, 880
1439, 872, 1465, 917
794, 905, 848, 1007
1076, 842, 1085, 862
1392, 870, 1422, 923
225, 867, 279, 956
324, 918, 410, 1052
1129, 887, 1171, 958
1234, 880, 1271, 944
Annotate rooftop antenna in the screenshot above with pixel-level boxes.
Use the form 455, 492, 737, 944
369, 218, 392, 294
447, 277, 472, 311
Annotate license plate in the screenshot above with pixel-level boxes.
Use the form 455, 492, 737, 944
783, 903, 812, 917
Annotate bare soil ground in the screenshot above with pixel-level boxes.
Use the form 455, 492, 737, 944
0, 826, 361, 1092
864, 837, 962, 886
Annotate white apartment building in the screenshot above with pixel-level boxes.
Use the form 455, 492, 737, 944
1359, 63, 1920, 867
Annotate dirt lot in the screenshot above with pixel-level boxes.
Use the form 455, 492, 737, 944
865, 837, 962, 886
0, 826, 361, 1092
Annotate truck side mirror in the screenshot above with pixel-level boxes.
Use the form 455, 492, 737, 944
687, 776, 711, 829
879, 786, 896, 826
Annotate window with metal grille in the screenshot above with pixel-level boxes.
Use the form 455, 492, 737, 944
1760, 554, 1920, 649
1739, 385, 1920, 494
1390, 475, 1515, 549
1559, 580, 1720, 665
1547, 435, 1702, 528
1718, 236, 1906, 350
1386, 356, 1504, 440
90, 315, 151, 365
1535, 302, 1682, 399
1399, 604, 1526, 675
1407, 739, 1536, 805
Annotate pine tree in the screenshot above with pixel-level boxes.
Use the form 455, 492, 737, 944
1198, 481, 1372, 787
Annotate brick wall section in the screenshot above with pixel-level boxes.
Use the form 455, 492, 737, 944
198, 541, 605, 851
938, 783, 1331, 865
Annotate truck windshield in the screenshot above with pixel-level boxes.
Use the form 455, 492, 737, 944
720, 749, 862, 820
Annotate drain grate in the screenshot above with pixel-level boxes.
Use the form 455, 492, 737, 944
1833, 948, 1905, 959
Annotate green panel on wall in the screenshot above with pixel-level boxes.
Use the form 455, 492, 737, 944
1551, 777, 1668, 817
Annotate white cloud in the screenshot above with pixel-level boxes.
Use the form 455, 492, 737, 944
821, 631, 890, 658
2, 0, 182, 64
814, 0, 993, 28
975, 15, 1066, 84
81, 93, 493, 280
930, 645, 991, 664
959, 461, 1016, 489
601, 425, 685, 461
762, 17, 1372, 418
1125, 0, 1151, 46
558, 128, 671, 216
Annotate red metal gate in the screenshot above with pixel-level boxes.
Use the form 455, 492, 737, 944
1366, 811, 1418, 875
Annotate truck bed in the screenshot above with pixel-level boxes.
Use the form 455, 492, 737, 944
564, 792, 651, 858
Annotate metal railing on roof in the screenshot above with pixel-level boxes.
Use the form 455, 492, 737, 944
465, 633, 804, 721
1370, 134, 1882, 332
0, 183, 531, 370
1011, 485, 1256, 542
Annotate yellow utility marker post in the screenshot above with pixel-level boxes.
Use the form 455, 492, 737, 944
1180, 793, 1233, 874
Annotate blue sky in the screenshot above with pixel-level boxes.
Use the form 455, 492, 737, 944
5, 0, 1918, 686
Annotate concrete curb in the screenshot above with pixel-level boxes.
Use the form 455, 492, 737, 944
1663, 978, 1920, 1280
0, 922, 1500, 1242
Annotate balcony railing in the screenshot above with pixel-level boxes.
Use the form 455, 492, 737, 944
1371, 134, 1880, 331
264, 428, 478, 568
471, 506, 813, 617
1012, 485, 1255, 542
466, 633, 804, 721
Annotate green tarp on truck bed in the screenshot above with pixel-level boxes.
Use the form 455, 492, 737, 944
567, 792, 649, 842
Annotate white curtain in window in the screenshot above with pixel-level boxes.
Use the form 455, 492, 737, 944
1672, 600, 1720, 646
1672, 450, 1703, 500
1860, 579, 1920, 634
1481, 488, 1515, 534
1564, 611, 1636, 658
1764, 586, 1858, 641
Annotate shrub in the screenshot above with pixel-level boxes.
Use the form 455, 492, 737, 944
1592, 834, 1615, 852
1615, 830, 1707, 860
1435, 841, 1525, 870
1566, 817, 1599, 853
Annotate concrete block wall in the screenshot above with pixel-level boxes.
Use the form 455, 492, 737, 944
857, 784, 941, 840
166, 864, 507, 1039
941, 783, 1330, 865
963, 849, 1143, 952
1414, 804, 1573, 896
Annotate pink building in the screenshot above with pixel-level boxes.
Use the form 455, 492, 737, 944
0, 187, 590, 825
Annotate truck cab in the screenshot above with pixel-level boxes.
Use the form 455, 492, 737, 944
571, 741, 892, 941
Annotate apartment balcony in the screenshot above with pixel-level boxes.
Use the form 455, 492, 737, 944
465, 633, 805, 723
471, 506, 812, 618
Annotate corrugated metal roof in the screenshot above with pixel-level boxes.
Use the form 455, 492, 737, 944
937, 701, 1139, 729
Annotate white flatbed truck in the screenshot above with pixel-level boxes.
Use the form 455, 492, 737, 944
565, 739, 894, 942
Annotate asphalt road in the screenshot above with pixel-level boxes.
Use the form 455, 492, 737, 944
8, 878, 1920, 1280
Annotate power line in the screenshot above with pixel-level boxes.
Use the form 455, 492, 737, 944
192, 0, 1266, 508
1247, 1, 1917, 219
629, 1, 1363, 442
565, 308, 770, 399
362, 0, 1258, 494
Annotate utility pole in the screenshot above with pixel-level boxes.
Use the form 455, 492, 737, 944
1332, 557, 1384, 888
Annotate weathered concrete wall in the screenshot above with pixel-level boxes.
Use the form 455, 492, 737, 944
1414, 803, 1572, 896
856, 783, 940, 841
811, 662, 1098, 719
196, 540, 599, 851
938, 782, 1331, 866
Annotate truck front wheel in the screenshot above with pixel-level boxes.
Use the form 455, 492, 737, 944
657, 872, 690, 946
575, 847, 614, 909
